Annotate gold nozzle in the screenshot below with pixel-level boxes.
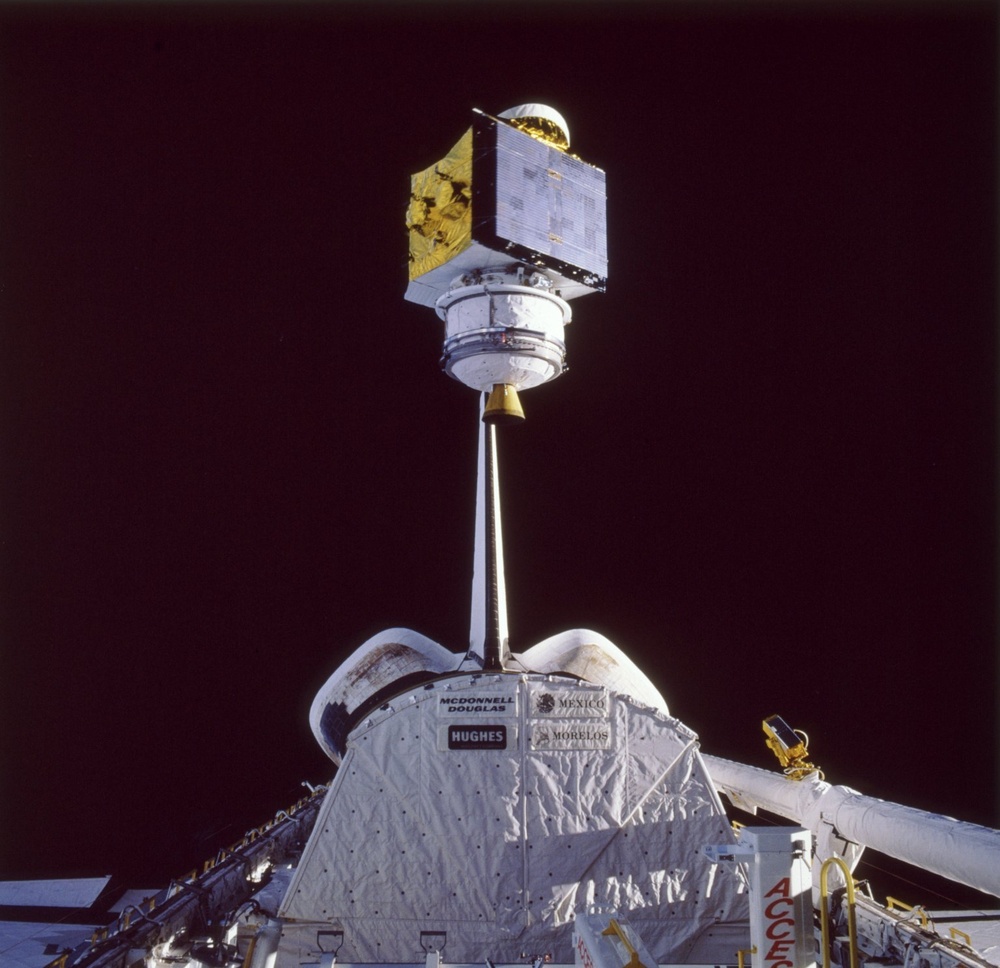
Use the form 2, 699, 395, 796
483, 384, 525, 425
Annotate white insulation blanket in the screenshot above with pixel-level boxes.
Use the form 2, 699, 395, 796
278, 674, 748, 963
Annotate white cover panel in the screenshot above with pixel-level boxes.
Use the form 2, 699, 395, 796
0, 922, 99, 968
279, 675, 747, 964
0, 877, 110, 908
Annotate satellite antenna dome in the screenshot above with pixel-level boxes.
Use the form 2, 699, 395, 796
498, 102, 570, 149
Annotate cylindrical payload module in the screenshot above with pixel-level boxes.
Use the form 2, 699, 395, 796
436, 268, 571, 392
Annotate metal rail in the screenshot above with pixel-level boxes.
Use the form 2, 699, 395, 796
46, 788, 325, 968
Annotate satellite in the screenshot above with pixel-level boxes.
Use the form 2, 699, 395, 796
405, 103, 607, 422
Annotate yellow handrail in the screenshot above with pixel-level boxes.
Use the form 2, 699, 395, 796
242, 930, 261, 968
949, 928, 972, 947
602, 918, 648, 968
819, 857, 858, 968
737, 946, 756, 968
886, 896, 930, 929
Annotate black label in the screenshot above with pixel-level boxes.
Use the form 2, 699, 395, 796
447, 725, 507, 750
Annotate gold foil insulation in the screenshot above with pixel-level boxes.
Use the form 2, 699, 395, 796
506, 115, 569, 150
404, 109, 605, 309
407, 127, 473, 282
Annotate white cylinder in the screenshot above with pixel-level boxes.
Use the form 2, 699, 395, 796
704, 754, 1000, 898
436, 276, 571, 392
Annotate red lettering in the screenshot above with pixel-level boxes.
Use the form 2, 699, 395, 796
763, 877, 797, 965
765, 918, 794, 940
766, 939, 794, 958
764, 877, 791, 898
765, 897, 793, 918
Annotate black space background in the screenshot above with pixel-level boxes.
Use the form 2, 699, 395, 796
0, 0, 996, 905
